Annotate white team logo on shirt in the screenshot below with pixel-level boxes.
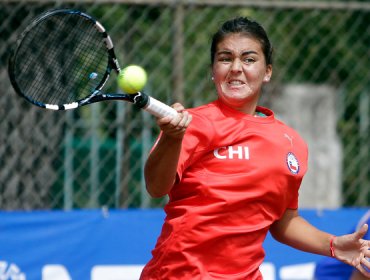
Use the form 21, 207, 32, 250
213, 146, 250, 160
286, 152, 299, 174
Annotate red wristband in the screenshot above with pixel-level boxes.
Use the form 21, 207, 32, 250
330, 235, 336, 257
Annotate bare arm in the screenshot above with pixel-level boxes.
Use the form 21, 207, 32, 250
270, 209, 370, 278
269, 209, 333, 256
144, 103, 192, 198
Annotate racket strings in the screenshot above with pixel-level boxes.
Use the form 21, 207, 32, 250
72, 20, 108, 96
13, 12, 109, 106
18, 25, 51, 102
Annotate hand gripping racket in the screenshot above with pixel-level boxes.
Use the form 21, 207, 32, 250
8, 9, 177, 118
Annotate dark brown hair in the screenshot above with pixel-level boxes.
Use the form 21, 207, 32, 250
210, 17, 273, 66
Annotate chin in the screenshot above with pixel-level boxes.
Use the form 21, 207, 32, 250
225, 91, 254, 101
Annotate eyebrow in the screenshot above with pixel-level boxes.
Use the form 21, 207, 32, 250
216, 50, 259, 56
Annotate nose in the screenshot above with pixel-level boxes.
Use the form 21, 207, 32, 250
230, 58, 242, 73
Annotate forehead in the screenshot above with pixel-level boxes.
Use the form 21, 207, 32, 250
216, 34, 263, 53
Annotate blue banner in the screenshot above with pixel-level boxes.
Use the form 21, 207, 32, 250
0, 208, 367, 280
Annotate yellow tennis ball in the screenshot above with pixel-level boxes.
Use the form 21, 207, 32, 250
117, 65, 147, 94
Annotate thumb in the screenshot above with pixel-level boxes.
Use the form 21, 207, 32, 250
355, 223, 368, 240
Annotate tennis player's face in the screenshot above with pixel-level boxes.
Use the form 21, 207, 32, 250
212, 34, 272, 113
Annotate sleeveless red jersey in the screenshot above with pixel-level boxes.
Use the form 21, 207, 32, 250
140, 100, 308, 280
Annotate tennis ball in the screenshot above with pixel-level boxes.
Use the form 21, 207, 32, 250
117, 65, 147, 94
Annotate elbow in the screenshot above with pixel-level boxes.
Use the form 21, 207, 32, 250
144, 173, 175, 198
269, 228, 283, 244
269, 221, 288, 245
146, 186, 168, 198
145, 180, 172, 198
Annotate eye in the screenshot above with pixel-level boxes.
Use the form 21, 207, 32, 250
218, 56, 232, 62
244, 57, 255, 64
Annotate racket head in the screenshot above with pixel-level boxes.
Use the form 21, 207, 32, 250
8, 9, 120, 110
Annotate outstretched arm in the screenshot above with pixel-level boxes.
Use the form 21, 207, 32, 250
270, 209, 370, 278
144, 103, 192, 198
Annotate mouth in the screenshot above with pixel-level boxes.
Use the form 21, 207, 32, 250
226, 79, 245, 88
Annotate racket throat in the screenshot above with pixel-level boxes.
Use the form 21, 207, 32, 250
91, 92, 149, 108
133, 92, 149, 108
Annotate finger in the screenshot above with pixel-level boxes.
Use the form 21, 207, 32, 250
176, 111, 191, 129
355, 224, 369, 240
365, 246, 370, 258
170, 113, 185, 128
184, 113, 192, 127
352, 254, 363, 267
158, 114, 185, 134
157, 115, 174, 126
361, 257, 370, 269
356, 262, 370, 278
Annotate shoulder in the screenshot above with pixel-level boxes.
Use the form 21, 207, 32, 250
187, 101, 220, 117
257, 106, 308, 147
186, 101, 220, 130
274, 117, 307, 146
180, 102, 219, 147
270, 112, 309, 167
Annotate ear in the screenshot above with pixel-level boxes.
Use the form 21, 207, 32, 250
263, 65, 273, 82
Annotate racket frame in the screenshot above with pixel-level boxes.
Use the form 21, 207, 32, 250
8, 9, 177, 118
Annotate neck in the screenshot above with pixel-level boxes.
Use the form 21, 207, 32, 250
218, 99, 259, 116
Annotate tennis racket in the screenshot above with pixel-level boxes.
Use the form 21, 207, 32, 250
8, 9, 177, 118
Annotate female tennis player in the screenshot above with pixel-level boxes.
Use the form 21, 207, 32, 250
140, 17, 370, 279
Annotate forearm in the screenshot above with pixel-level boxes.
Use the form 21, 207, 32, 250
270, 210, 333, 257
144, 104, 192, 198
144, 134, 183, 198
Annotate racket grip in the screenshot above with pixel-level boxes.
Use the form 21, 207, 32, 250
144, 96, 178, 118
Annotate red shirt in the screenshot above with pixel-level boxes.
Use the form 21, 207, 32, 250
140, 100, 308, 280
